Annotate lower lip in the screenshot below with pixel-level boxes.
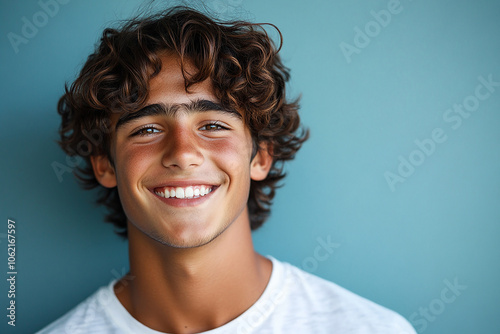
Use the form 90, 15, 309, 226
151, 187, 218, 207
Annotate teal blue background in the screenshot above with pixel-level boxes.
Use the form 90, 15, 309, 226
1, 0, 499, 333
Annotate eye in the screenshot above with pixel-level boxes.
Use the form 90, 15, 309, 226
131, 126, 162, 137
199, 122, 229, 131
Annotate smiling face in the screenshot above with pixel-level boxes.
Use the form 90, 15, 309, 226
91, 53, 272, 248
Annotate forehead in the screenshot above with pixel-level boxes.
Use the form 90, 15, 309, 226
147, 52, 215, 105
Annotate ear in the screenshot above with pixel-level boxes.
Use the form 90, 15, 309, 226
90, 155, 117, 188
250, 143, 273, 181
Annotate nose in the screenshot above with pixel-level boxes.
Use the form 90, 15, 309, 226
161, 125, 204, 170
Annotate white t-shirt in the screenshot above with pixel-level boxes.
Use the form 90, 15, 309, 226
37, 257, 416, 334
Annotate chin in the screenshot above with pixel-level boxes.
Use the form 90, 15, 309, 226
142, 221, 229, 249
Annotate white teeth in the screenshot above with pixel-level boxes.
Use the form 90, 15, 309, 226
156, 186, 214, 199
175, 187, 185, 199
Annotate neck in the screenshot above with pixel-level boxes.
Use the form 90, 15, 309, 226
115, 214, 272, 334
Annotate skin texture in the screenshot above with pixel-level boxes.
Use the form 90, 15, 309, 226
91, 53, 274, 333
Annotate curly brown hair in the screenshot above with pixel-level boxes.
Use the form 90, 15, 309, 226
58, 6, 308, 238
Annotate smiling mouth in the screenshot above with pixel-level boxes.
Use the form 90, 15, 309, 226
154, 185, 215, 199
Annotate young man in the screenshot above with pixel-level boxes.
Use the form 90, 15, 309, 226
39, 6, 416, 334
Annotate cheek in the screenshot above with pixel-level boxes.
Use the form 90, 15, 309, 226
115, 144, 158, 187
205, 134, 253, 180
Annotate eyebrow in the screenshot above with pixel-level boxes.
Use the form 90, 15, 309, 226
115, 99, 241, 131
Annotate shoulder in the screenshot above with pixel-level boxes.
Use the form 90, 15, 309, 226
271, 258, 417, 334
36, 282, 121, 334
